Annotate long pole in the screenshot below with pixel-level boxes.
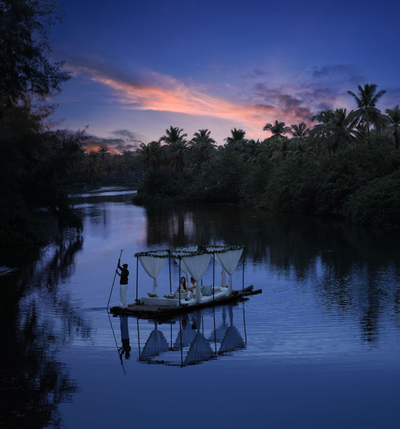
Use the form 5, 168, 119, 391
107, 250, 123, 310
169, 251, 172, 293
136, 256, 139, 301
242, 252, 245, 292
178, 259, 181, 306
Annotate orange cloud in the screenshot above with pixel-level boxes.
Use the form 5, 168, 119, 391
71, 65, 315, 139
72, 66, 284, 135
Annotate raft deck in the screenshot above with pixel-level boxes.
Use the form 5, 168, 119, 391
110, 285, 261, 319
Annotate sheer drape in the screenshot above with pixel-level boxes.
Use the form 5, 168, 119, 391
215, 249, 243, 295
138, 256, 166, 295
182, 253, 212, 303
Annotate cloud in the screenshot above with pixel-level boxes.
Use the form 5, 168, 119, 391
65, 55, 387, 139
67, 59, 318, 137
83, 129, 143, 153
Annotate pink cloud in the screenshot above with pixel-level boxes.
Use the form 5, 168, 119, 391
71, 65, 312, 139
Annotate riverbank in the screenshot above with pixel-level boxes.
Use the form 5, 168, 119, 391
133, 142, 400, 229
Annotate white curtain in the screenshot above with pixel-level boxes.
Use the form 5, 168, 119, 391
138, 256, 166, 295
221, 268, 226, 288
174, 258, 190, 284
215, 249, 243, 295
182, 253, 212, 303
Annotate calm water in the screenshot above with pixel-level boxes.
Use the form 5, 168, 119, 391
2, 188, 400, 429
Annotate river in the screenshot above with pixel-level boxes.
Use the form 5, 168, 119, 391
1, 187, 400, 429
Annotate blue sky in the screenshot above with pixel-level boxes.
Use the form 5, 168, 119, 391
50, 0, 400, 152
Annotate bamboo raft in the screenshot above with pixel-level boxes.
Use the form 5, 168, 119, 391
110, 285, 261, 319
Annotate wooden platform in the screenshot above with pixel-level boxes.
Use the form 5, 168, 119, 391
110, 285, 261, 319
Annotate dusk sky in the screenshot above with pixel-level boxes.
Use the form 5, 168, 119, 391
50, 0, 400, 153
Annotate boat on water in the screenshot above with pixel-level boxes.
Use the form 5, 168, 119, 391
110, 245, 261, 318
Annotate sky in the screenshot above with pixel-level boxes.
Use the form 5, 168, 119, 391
49, 0, 400, 153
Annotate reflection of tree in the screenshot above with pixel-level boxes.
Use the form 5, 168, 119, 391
142, 203, 400, 343
0, 234, 92, 428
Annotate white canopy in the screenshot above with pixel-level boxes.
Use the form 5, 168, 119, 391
208, 247, 243, 295
138, 250, 168, 295
181, 253, 212, 303
134, 245, 243, 299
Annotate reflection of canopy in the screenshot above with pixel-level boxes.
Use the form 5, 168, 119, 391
174, 324, 197, 348
184, 332, 214, 365
140, 324, 169, 360
219, 327, 245, 354
208, 305, 245, 353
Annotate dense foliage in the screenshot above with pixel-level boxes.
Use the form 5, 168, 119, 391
134, 86, 400, 229
0, 0, 81, 247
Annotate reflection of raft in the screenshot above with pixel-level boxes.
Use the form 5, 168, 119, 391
135, 304, 247, 367
110, 285, 261, 318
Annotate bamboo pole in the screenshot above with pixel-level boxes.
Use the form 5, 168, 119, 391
136, 256, 139, 301
107, 249, 123, 310
242, 253, 245, 292
169, 250, 172, 293
179, 259, 181, 306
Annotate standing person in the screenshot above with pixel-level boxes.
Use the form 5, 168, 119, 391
116, 259, 129, 307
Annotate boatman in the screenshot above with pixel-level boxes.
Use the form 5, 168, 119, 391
116, 259, 129, 307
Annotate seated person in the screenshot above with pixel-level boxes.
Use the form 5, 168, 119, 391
177, 276, 187, 291
189, 277, 197, 291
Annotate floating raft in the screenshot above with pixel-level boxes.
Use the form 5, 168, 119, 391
110, 285, 261, 319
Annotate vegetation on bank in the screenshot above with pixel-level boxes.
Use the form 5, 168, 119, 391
134, 86, 400, 228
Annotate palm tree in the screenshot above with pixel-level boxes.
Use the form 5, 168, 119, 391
137, 141, 161, 172
239, 139, 261, 167
347, 84, 387, 136
224, 128, 246, 150
97, 145, 110, 160
385, 105, 400, 149
310, 110, 335, 157
311, 110, 335, 124
160, 126, 188, 182
190, 129, 217, 162
263, 120, 291, 140
290, 122, 310, 140
322, 108, 358, 156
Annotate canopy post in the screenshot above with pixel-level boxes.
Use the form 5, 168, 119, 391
179, 259, 181, 306
242, 253, 245, 292
212, 253, 215, 300
169, 250, 172, 293
136, 256, 139, 301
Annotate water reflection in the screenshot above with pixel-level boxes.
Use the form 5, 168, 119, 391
141, 204, 400, 345
0, 233, 92, 428
129, 303, 246, 367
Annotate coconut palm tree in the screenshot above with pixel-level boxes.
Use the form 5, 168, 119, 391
137, 141, 160, 172
311, 110, 335, 125
323, 109, 358, 156
310, 110, 335, 157
239, 139, 261, 167
290, 122, 310, 140
263, 120, 291, 140
160, 126, 188, 182
347, 84, 387, 136
224, 128, 246, 150
190, 129, 217, 162
385, 105, 400, 149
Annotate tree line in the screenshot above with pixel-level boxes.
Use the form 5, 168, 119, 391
134, 84, 400, 229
